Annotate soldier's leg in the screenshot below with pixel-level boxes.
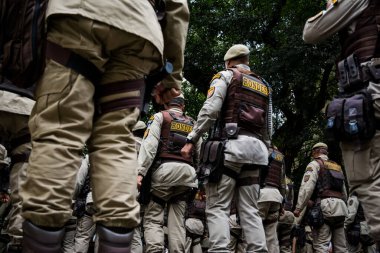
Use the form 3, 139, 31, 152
347, 242, 361, 253
61, 217, 76, 253
131, 226, 143, 253
143, 200, 165, 253
331, 225, 347, 253
237, 168, 267, 252
264, 202, 280, 253
341, 131, 380, 240
74, 214, 96, 253
312, 223, 331, 253
205, 171, 236, 252
167, 200, 186, 253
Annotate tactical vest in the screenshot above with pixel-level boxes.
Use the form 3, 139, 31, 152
315, 159, 345, 199
221, 67, 269, 135
158, 110, 194, 164
265, 149, 284, 188
339, 0, 380, 63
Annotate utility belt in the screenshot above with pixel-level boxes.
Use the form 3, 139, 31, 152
326, 54, 380, 143
222, 123, 262, 140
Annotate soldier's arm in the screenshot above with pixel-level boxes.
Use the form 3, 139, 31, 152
137, 113, 163, 176
187, 71, 230, 143
161, 0, 190, 89
303, 0, 369, 44
295, 163, 318, 211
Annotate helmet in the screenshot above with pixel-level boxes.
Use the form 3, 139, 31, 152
132, 121, 147, 132
224, 44, 250, 61
168, 93, 185, 106
0, 144, 9, 166
312, 142, 328, 150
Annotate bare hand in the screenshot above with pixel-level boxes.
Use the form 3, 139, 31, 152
181, 143, 194, 159
137, 175, 144, 191
152, 83, 181, 105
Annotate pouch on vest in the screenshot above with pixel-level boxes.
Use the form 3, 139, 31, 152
0, 0, 48, 88
168, 132, 187, 154
326, 97, 345, 142
199, 141, 225, 183
238, 103, 266, 131
307, 203, 324, 229
326, 90, 375, 142
342, 91, 375, 141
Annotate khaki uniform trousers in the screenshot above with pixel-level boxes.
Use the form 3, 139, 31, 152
258, 201, 281, 253
0, 111, 30, 246
131, 226, 143, 253
206, 161, 267, 253
75, 214, 96, 253
144, 162, 195, 253
62, 217, 77, 253
313, 222, 347, 253
278, 211, 295, 253
348, 242, 377, 253
20, 15, 160, 228
185, 218, 204, 253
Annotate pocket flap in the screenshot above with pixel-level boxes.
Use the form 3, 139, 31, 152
202, 141, 213, 163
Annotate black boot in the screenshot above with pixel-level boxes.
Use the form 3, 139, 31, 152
22, 220, 64, 253
97, 225, 134, 253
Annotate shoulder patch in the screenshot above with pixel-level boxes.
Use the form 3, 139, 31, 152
210, 73, 222, 83
307, 11, 323, 23
207, 86, 215, 98
303, 175, 310, 182
348, 199, 353, 206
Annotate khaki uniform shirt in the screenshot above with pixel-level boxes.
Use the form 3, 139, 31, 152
295, 155, 348, 218
138, 107, 201, 177
0, 90, 35, 115
303, 0, 369, 44
46, 0, 189, 89
187, 64, 269, 165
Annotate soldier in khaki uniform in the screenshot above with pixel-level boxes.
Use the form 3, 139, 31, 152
278, 176, 296, 253
258, 146, 286, 253
345, 193, 377, 253
0, 81, 34, 253
19, 0, 189, 252
137, 95, 200, 253
303, 0, 380, 247
182, 44, 270, 252
293, 143, 348, 253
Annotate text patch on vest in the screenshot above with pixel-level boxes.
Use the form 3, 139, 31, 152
242, 76, 269, 97
170, 122, 193, 134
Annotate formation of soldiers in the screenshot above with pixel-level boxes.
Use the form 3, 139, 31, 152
0, 0, 380, 252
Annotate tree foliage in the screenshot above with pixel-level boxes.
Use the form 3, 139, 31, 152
184, 0, 344, 191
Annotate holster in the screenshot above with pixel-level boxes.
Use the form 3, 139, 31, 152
307, 200, 324, 229
199, 140, 225, 183
138, 169, 153, 205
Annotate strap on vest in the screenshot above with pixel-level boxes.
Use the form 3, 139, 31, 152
46, 41, 101, 85
223, 167, 239, 180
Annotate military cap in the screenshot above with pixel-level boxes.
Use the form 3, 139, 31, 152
0, 144, 9, 165
312, 142, 328, 150
224, 44, 250, 61
133, 121, 147, 132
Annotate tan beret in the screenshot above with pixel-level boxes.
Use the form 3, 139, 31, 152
312, 142, 328, 150
224, 44, 250, 61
